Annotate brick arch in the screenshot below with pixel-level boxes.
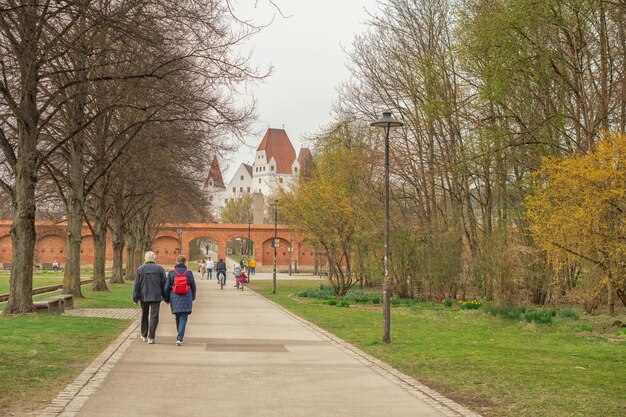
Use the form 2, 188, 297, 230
188, 236, 219, 261
261, 237, 290, 266
152, 236, 179, 265
36, 234, 65, 264
0, 234, 11, 263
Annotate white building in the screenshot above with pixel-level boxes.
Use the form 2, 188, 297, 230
206, 128, 312, 221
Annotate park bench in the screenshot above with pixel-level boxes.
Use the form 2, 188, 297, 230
41, 262, 62, 271
33, 297, 65, 314
2, 263, 11, 270
50, 294, 74, 309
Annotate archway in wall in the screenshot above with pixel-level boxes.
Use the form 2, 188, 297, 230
152, 236, 179, 266
261, 237, 290, 266
225, 236, 253, 261
188, 237, 218, 261
0, 235, 11, 263
36, 235, 66, 264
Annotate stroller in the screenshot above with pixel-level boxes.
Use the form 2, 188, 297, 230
236, 271, 248, 291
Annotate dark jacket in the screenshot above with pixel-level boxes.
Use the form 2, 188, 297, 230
164, 264, 196, 314
133, 261, 166, 303
216, 260, 226, 271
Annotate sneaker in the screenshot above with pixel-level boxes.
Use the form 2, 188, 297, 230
141, 336, 147, 342
176, 340, 182, 346
148, 339, 155, 344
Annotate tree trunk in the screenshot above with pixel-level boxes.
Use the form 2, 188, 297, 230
91, 218, 109, 291
125, 231, 136, 280
110, 216, 125, 284
3, 4, 40, 314
607, 280, 615, 316
63, 205, 83, 297
4, 173, 38, 314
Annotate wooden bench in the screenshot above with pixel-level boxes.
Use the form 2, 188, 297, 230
50, 294, 74, 309
33, 297, 65, 313
2, 263, 11, 271
41, 262, 62, 271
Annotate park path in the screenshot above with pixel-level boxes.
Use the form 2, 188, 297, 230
42, 274, 479, 417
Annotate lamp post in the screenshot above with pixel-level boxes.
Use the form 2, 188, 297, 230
247, 218, 252, 276
371, 111, 403, 344
176, 228, 183, 255
271, 201, 278, 294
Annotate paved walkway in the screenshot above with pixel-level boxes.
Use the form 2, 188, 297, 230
40, 275, 480, 417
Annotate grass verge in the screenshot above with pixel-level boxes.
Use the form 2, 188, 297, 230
249, 280, 626, 417
0, 314, 130, 416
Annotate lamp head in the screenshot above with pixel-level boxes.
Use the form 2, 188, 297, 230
371, 111, 403, 129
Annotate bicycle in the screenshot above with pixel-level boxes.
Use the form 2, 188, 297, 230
217, 270, 226, 290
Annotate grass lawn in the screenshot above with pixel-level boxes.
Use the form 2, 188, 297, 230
0, 314, 131, 415
249, 280, 626, 417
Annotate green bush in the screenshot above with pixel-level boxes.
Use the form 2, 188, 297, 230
459, 300, 482, 310
325, 300, 337, 306
442, 297, 454, 308
616, 328, 626, 337
580, 325, 593, 332
523, 308, 556, 324
338, 300, 350, 308
391, 298, 400, 307
558, 309, 579, 320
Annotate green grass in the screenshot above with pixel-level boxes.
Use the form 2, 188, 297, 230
1, 281, 136, 309
0, 313, 130, 415
249, 280, 626, 417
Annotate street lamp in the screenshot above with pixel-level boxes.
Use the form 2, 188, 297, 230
371, 111, 403, 344
247, 218, 252, 276
271, 201, 279, 294
176, 228, 183, 255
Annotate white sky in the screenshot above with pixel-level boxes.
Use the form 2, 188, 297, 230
222, 0, 380, 181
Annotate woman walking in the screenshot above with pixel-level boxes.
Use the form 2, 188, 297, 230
164, 254, 197, 346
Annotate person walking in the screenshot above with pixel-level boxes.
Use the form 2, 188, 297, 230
133, 251, 167, 344
164, 255, 196, 346
199, 260, 206, 280
206, 256, 214, 280
234, 263, 242, 288
249, 258, 256, 276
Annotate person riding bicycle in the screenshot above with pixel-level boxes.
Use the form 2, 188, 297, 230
216, 258, 227, 285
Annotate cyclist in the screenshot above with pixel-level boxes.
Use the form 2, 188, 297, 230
216, 258, 227, 285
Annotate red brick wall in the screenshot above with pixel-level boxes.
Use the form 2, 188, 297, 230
261, 238, 291, 266
35, 235, 65, 264
0, 235, 11, 263
152, 236, 179, 265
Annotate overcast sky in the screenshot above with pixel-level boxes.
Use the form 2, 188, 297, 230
222, 0, 380, 180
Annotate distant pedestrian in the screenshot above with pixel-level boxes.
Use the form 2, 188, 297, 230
164, 255, 196, 346
249, 258, 256, 276
52, 260, 60, 272
206, 257, 214, 280
133, 251, 167, 344
239, 259, 244, 269
199, 260, 206, 280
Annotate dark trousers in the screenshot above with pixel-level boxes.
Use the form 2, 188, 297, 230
140, 301, 161, 339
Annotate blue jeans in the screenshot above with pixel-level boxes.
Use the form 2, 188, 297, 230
175, 313, 189, 342
207, 268, 212, 279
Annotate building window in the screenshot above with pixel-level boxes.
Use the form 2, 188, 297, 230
239, 187, 243, 192
240, 175, 244, 180
232, 187, 236, 192
225, 199, 228, 203
294, 167, 298, 173
263, 166, 266, 171
270, 165, 274, 171
247, 187, 250, 192
279, 177, 283, 183
259, 179, 261, 183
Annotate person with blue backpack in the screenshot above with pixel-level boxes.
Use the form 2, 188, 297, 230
164, 254, 196, 346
